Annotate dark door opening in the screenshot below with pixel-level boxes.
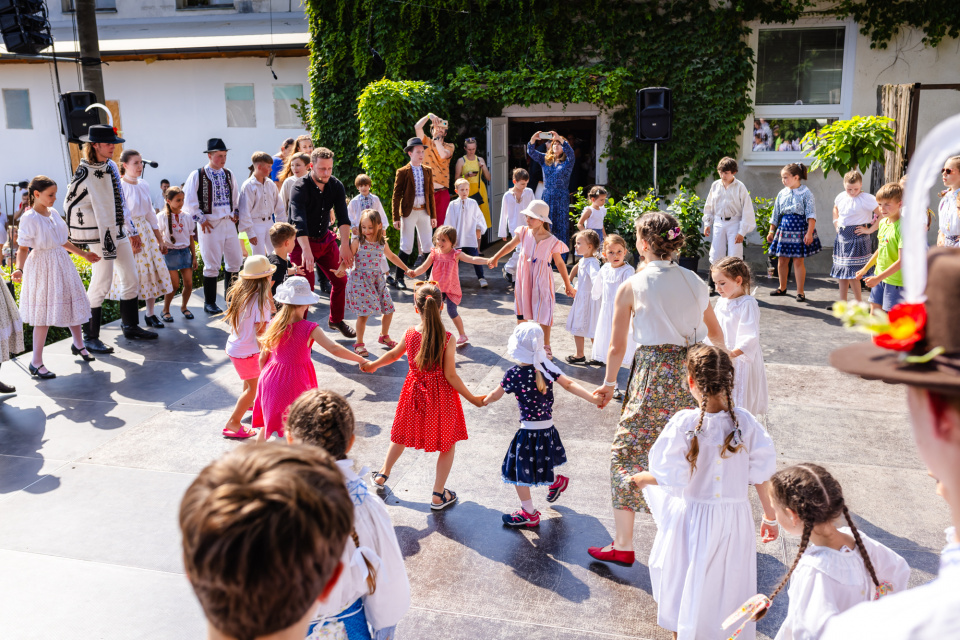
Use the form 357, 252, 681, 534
507, 117, 598, 194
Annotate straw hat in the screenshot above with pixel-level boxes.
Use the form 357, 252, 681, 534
521, 200, 551, 223
239, 255, 276, 280
274, 276, 321, 306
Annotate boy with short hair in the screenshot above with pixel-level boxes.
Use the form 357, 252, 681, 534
239, 151, 285, 256
446, 177, 488, 287
179, 442, 353, 640
702, 156, 756, 294
268, 222, 304, 297
856, 182, 904, 312
347, 174, 387, 237
498, 167, 534, 283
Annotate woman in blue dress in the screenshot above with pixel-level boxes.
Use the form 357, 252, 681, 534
527, 131, 575, 258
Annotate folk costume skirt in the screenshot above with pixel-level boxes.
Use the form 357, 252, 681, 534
768, 213, 822, 259
830, 224, 872, 279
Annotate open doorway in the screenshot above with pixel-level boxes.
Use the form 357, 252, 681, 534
508, 117, 598, 194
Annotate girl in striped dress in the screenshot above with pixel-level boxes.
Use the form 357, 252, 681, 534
487, 200, 574, 359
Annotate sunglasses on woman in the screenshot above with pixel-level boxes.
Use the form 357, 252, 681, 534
943, 168, 955, 175
413, 280, 439, 288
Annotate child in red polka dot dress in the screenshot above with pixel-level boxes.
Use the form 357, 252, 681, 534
361, 282, 484, 510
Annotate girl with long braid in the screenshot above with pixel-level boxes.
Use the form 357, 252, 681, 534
631, 345, 777, 640
725, 463, 910, 640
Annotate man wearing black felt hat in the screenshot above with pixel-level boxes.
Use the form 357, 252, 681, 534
183, 138, 243, 314
388, 137, 437, 290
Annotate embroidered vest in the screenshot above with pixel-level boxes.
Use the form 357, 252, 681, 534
196, 167, 234, 216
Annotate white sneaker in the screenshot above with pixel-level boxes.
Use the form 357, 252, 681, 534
479, 278, 489, 288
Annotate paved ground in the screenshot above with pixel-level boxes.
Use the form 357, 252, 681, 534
0, 259, 949, 639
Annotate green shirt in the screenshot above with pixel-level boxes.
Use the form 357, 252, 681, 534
876, 216, 903, 287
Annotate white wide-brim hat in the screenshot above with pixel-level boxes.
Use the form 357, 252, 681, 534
239, 254, 277, 279
521, 200, 551, 223
274, 276, 321, 306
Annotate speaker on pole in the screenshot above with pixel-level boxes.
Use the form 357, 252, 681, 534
58, 91, 101, 143
635, 87, 672, 143
0, 0, 52, 56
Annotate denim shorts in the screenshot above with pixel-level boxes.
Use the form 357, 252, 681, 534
868, 280, 903, 311
164, 247, 193, 271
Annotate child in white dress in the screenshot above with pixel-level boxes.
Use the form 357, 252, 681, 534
445, 178, 488, 286
728, 464, 910, 640
565, 230, 602, 364
577, 185, 608, 241
13, 176, 95, 379
633, 345, 777, 640
709, 257, 768, 416
285, 389, 411, 640
591, 235, 637, 396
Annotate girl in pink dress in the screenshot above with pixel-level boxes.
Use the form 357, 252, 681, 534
406, 225, 489, 345
488, 200, 574, 357
253, 276, 368, 440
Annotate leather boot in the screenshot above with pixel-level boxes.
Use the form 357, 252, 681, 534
120, 298, 158, 340
83, 307, 114, 354
203, 276, 221, 314
224, 272, 239, 305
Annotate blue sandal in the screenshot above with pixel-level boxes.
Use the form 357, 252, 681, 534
431, 488, 458, 511
371, 469, 389, 487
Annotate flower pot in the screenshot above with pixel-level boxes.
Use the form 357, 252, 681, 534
678, 256, 700, 273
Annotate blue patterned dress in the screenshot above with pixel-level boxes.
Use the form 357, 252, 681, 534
527, 141, 575, 254
500, 365, 567, 487
768, 185, 822, 258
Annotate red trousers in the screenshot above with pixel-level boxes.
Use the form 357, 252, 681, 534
434, 188, 450, 227
290, 231, 346, 323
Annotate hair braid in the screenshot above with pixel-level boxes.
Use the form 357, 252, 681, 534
843, 505, 880, 589
350, 529, 378, 595
685, 401, 706, 473
764, 521, 812, 612
721, 388, 744, 457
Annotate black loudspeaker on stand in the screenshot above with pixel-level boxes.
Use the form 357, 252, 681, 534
635, 87, 673, 196
59, 91, 101, 143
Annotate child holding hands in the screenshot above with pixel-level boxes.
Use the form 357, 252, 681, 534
158, 186, 197, 322
564, 230, 602, 364
445, 178, 489, 287
364, 282, 483, 510
482, 323, 602, 527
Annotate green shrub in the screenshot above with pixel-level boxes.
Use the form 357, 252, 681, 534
752, 196, 775, 253
666, 188, 708, 259
800, 116, 898, 178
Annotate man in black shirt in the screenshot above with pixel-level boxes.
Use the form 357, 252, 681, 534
288, 147, 355, 337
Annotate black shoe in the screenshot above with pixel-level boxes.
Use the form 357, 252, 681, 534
328, 320, 357, 338
119, 298, 159, 340
203, 276, 221, 313
613, 387, 624, 401
204, 302, 222, 314
413, 253, 427, 268
29, 363, 56, 379
385, 275, 398, 289
144, 315, 165, 328
395, 278, 409, 291
0, 380, 14, 394
122, 324, 159, 340
84, 337, 114, 354
71, 344, 96, 362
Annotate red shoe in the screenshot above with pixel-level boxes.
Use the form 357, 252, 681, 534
546, 474, 569, 503
587, 543, 635, 566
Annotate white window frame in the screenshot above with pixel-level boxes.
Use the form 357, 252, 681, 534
272, 84, 304, 129
225, 83, 256, 129
3, 88, 33, 130
744, 18, 857, 166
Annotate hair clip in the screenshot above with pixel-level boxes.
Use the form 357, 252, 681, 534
661, 226, 681, 240
722, 594, 770, 639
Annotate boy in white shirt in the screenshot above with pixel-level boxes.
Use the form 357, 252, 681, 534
702, 157, 756, 295
446, 177, 488, 286
238, 151, 285, 256
577, 185, 608, 240
498, 168, 534, 283
347, 174, 387, 236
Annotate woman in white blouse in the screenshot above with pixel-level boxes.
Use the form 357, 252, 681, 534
587, 211, 725, 566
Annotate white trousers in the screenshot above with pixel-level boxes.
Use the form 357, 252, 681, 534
504, 230, 520, 275
87, 240, 138, 306
247, 220, 275, 256
199, 217, 244, 277
399, 208, 434, 254
708, 218, 744, 265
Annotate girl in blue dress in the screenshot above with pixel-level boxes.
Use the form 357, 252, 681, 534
527, 131, 575, 257
481, 323, 601, 527
766, 162, 821, 301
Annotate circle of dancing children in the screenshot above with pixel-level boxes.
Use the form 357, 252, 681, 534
725, 464, 909, 640
345, 209, 410, 356
632, 344, 777, 640
285, 390, 412, 640
445, 178, 489, 288
855, 183, 904, 312
254, 276, 368, 441
486, 199, 574, 358
158, 186, 198, 322
577, 185, 608, 242
222, 255, 276, 438
709, 257, 769, 417
12, 176, 95, 379
589, 234, 638, 399
564, 229, 602, 365
497, 168, 534, 283
405, 225, 489, 346
480, 323, 602, 527
767, 162, 821, 302
938, 155, 960, 247
109, 149, 174, 329
830, 170, 879, 302
362, 282, 483, 509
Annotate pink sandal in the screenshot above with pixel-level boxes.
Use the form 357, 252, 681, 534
353, 343, 369, 356
456, 335, 469, 346
222, 426, 256, 439
378, 334, 397, 348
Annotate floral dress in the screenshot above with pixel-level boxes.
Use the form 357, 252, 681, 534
107, 179, 173, 300
345, 240, 394, 317
527, 140, 575, 252
513, 226, 568, 326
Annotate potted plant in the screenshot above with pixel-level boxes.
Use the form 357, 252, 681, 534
666, 187, 707, 273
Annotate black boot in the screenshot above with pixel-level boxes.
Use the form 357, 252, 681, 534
83, 307, 115, 354
392, 251, 409, 290
0, 363, 15, 394
120, 298, 158, 340
224, 272, 239, 306
707, 271, 718, 296
203, 276, 221, 314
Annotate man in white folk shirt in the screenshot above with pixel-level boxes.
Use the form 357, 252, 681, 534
239, 151, 285, 256
183, 138, 243, 314
702, 156, 755, 295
